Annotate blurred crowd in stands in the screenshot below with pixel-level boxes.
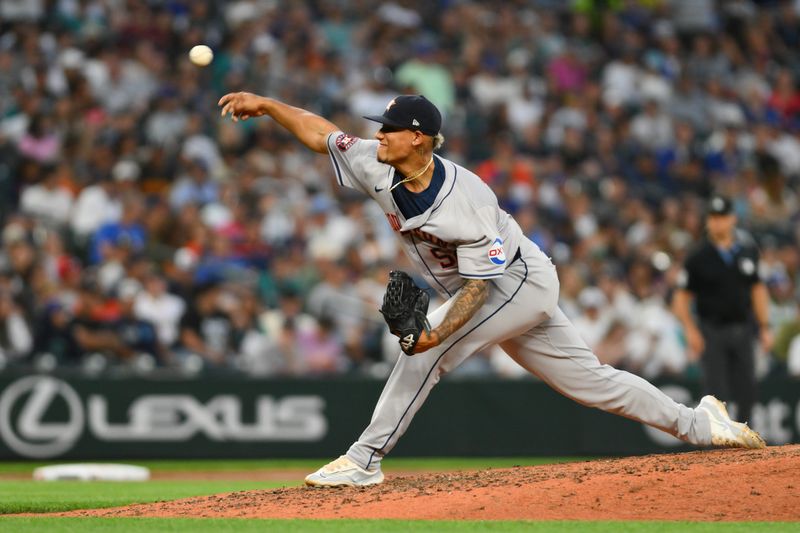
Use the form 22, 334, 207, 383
0, 0, 799, 379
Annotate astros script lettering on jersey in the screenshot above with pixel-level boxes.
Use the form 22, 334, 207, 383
399, 225, 451, 249
385, 215, 455, 250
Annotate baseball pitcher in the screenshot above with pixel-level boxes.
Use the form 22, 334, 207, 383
218, 92, 766, 487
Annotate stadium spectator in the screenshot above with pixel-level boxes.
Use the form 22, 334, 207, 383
572, 286, 628, 367
0, 1, 797, 380
69, 170, 123, 245
89, 193, 147, 265
19, 164, 73, 227
0, 288, 32, 365
176, 281, 242, 369
133, 271, 186, 350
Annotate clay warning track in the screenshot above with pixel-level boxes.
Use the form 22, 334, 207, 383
59, 445, 800, 521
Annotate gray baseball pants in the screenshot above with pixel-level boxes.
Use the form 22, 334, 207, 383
348, 242, 712, 470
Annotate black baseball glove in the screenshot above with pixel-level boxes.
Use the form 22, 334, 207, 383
379, 270, 431, 355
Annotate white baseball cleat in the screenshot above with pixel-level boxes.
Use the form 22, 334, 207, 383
304, 455, 384, 487
697, 395, 766, 449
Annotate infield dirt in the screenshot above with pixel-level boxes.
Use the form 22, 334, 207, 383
60, 445, 800, 521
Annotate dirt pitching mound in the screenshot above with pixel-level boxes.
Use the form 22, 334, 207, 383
62, 445, 800, 521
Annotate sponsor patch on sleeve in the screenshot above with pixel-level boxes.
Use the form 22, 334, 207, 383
335, 133, 358, 152
487, 238, 506, 266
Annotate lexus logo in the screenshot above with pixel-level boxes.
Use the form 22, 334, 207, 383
0, 376, 84, 458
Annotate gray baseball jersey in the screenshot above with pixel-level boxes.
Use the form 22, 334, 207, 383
327, 131, 526, 297
326, 131, 715, 470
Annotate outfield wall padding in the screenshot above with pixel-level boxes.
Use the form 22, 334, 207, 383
0, 374, 797, 459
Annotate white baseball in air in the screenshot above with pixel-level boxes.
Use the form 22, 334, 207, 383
189, 44, 213, 66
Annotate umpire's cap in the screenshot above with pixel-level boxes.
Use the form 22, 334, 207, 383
707, 195, 733, 216
364, 95, 441, 136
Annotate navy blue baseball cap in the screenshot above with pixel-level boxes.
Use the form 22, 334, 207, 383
364, 95, 441, 136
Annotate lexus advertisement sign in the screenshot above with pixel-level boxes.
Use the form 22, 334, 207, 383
0, 375, 797, 459
0, 375, 335, 459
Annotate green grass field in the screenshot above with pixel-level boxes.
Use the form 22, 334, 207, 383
0, 458, 796, 532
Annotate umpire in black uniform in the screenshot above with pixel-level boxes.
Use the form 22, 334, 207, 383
672, 195, 773, 424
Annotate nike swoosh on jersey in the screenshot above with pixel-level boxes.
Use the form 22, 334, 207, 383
374, 185, 384, 192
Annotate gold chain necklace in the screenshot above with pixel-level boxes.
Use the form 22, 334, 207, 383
389, 157, 434, 192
